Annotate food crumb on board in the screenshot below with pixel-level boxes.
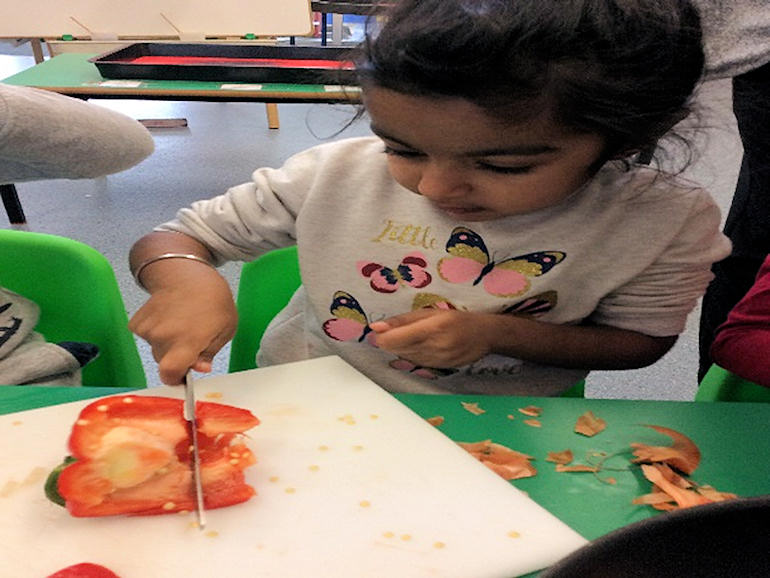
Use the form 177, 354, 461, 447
0, 467, 47, 497
318, 445, 330, 452
369, 414, 379, 420
507, 531, 521, 539
11, 420, 23, 426
383, 531, 395, 539
359, 500, 371, 508
308, 464, 320, 472
284, 487, 296, 494
205, 391, 223, 399
400, 534, 412, 541
337, 414, 357, 425
506, 414, 515, 420
352, 445, 364, 451
433, 541, 446, 549
269, 476, 280, 483
205, 530, 219, 538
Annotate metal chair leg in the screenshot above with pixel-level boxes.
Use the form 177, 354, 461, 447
1, 184, 27, 226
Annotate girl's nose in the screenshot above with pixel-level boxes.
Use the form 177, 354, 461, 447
416, 160, 471, 200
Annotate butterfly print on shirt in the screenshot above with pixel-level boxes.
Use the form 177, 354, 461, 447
357, 251, 432, 293
437, 226, 565, 297
322, 291, 377, 344
502, 290, 558, 317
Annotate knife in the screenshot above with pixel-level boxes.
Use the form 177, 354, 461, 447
184, 369, 206, 530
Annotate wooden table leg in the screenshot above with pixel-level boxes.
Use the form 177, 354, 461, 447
265, 103, 280, 129
1, 184, 26, 226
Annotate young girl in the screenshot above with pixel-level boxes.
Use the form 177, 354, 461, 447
129, 0, 730, 395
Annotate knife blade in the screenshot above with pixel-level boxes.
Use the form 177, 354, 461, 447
184, 369, 206, 530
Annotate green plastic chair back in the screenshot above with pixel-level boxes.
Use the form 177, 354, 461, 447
0, 229, 146, 387
229, 246, 301, 373
229, 245, 585, 397
695, 363, 770, 402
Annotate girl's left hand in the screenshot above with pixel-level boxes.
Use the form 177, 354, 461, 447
369, 309, 496, 368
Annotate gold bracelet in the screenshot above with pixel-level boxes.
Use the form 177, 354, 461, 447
133, 252, 215, 290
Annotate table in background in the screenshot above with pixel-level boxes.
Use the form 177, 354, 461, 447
0, 51, 360, 112
0, 52, 361, 224
2, 385, 768, 544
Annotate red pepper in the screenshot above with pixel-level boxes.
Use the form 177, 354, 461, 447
55, 395, 259, 517
47, 562, 120, 578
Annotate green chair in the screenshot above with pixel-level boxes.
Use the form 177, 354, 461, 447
0, 229, 146, 387
228, 245, 585, 398
695, 363, 770, 402
229, 245, 301, 373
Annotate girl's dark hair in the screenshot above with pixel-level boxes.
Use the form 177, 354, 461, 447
356, 0, 704, 161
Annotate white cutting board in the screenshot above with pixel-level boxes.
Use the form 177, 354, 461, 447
0, 356, 586, 577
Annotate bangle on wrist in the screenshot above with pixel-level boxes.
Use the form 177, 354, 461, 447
133, 252, 215, 290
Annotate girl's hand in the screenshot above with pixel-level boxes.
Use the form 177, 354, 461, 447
128, 270, 237, 385
369, 309, 497, 368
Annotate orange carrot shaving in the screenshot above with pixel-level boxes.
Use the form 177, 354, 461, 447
461, 402, 486, 415
630, 425, 700, 474
546, 450, 574, 465
523, 419, 542, 428
696, 485, 738, 502
638, 464, 712, 510
555, 464, 599, 473
426, 416, 444, 427
574, 411, 606, 437
518, 405, 543, 417
458, 440, 536, 481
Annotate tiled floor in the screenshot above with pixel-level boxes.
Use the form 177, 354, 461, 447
1, 41, 743, 398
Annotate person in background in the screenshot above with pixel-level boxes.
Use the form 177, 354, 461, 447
710, 254, 770, 387
129, 0, 730, 395
695, 0, 770, 381
0, 82, 154, 384
0, 82, 154, 183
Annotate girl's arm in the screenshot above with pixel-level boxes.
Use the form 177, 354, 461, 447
370, 309, 676, 370
128, 231, 238, 385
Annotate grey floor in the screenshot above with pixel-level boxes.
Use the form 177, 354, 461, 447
0, 42, 743, 399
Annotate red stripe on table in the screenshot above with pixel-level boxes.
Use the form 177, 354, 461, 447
127, 56, 355, 70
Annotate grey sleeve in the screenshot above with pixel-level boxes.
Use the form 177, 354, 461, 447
0, 83, 154, 183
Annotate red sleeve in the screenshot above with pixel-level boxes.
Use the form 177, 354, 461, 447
710, 255, 770, 387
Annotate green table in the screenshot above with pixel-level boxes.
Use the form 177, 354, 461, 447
2, 385, 768, 545
0, 52, 362, 104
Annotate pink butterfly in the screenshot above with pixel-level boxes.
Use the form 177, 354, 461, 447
322, 291, 377, 345
438, 227, 565, 297
502, 291, 558, 317
357, 252, 432, 293
389, 358, 457, 380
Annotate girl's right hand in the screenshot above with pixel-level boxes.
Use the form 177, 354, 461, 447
128, 269, 238, 385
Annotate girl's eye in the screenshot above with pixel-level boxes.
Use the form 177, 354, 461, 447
383, 146, 423, 158
477, 163, 534, 175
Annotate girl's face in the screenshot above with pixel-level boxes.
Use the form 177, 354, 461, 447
364, 87, 607, 221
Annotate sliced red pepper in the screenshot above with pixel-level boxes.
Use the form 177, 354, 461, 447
47, 562, 121, 578
55, 395, 259, 517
